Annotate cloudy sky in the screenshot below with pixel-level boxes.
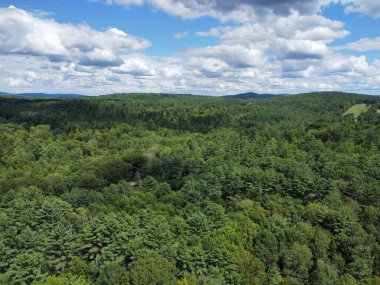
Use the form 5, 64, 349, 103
0, 0, 379, 95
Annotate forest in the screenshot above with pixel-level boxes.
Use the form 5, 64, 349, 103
0, 92, 379, 285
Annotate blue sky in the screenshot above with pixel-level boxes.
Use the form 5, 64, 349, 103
0, 0, 379, 95
0, 0, 219, 55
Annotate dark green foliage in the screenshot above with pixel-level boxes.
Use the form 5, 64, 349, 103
0, 92, 379, 284
98, 159, 131, 184
97, 263, 128, 285
142, 175, 158, 191
5, 253, 45, 285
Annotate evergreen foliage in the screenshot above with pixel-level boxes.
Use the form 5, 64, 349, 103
0, 92, 379, 284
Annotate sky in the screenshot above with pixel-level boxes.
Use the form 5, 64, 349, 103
0, 0, 379, 95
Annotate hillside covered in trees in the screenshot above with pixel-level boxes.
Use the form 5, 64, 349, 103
0, 92, 379, 285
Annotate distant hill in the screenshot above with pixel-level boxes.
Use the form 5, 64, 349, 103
224, 92, 287, 99
0, 92, 86, 98
101, 93, 197, 99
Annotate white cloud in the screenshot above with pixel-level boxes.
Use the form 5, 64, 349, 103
173, 31, 189, 39
112, 56, 157, 76
194, 12, 348, 62
191, 58, 229, 78
188, 45, 264, 68
195, 28, 221, 38
111, 0, 144, 4
0, 6, 150, 67
98, 0, 323, 20
326, 54, 373, 74
163, 66, 183, 78
97, 0, 380, 21
337, 37, 380, 51
1, 2, 379, 95
342, 0, 380, 18
1, 52, 379, 95
6, 77, 29, 87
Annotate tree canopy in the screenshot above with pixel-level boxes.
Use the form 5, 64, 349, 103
0, 92, 379, 284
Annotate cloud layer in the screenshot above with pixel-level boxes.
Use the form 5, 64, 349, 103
100, 0, 322, 21
100, 0, 380, 20
0, 2, 379, 95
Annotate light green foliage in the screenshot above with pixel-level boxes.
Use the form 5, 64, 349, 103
32, 275, 91, 285
33, 276, 65, 285
344, 103, 371, 119
310, 259, 339, 285
267, 265, 283, 285
283, 243, 313, 282
128, 255, 177, 285
236, 250, 266, 285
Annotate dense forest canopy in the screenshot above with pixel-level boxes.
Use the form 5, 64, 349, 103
0, 92, 379, 284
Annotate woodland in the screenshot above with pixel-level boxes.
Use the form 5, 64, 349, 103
0, 92, 379, 284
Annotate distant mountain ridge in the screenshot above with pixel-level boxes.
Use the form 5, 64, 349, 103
1, 91, 377, 99
0, 92, 85, 98
224, 92, 288, 99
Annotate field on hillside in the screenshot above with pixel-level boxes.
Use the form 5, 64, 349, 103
0, 92, 379, 285
343, 103, 372, 119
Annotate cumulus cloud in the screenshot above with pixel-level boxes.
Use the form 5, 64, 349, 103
337, 37, 380, 51
193, 12, 348, 63
98, 0, 380, 21
190, 58, 229, 78
0, 6, 150, 67
188, 45, 264, 68
1, 50, 379, 95
342, 0, 380, 18
325, 54, 373, 74
1, 2, 379, 95
112, 56, 157, 76
145, 0, 323, 20
97, 0, 324, 21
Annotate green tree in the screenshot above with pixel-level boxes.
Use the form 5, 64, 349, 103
236, 250, 266, 285
97, 262, 128, 285
5, 253, 45, 285
128, 255, 177, 285
283, 243, 313, 283
142, 175, 158, 191
310, 259, 339, 285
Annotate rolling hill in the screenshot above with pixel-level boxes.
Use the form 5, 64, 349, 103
0, 92, 86, 98
224, 92, 287, 99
